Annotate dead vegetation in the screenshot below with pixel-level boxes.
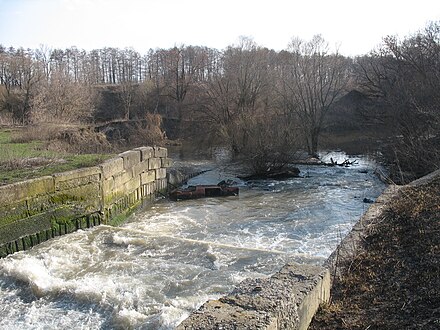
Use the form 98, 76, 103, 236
309, 177, 440, 329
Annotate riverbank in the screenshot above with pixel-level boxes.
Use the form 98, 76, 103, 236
0, 127, 114, 186
309, 170, 440, 329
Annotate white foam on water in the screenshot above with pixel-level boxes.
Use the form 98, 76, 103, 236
159, 293, 220, 329
1, 257, 64, 297
112, 308, 149, 329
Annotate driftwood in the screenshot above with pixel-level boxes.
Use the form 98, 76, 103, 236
239, 167, 300, 180
326, 158, 358, 167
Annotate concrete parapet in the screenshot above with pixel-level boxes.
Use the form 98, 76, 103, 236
154, 146, 167, 158
119, 150, 141, 170
324, 184, 401, 278
148, 157, 162, 170
0, 176, 54, 205
53, 167, 101, 190
135, 146, 154, 161
177, 263, 330, 330
100, 157, 124, 179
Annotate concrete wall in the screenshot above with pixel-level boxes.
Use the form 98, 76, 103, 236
0, 146, 172, 257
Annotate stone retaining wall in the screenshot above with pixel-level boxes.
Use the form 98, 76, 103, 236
0, 146, 172, 257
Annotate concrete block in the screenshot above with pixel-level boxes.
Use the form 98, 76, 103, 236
102, 177, 115, 195
53, 167, 101, 190
155, 168, 167, 180
119, 150, 141, 170
132, 161, 150, 177
124, 177, 141, 193
113, 171, 133, 188
100, 157, 124, 179
148, 157, 162, 170
156, 178, 167, 191
27, 194, 53, 216
144, 182, 156, 196
135, 146, 154, 161
0, 211, 52, 245
154, 147, 167, 158
0, 176, 54, 205
297, 269, 330, 330
140, 170, 156, 184
53, 183, 101, 211
161, 158, 173, 168
176, 300, 276, 330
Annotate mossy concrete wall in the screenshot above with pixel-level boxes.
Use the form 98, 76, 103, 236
0, 146, 172, 257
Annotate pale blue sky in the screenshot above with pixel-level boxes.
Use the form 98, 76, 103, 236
1, 0, 439, 56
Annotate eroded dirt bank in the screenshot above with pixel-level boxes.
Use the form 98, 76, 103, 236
310, 170, 440, 330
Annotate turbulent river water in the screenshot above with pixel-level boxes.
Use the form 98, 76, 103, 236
0, 152, 386, 329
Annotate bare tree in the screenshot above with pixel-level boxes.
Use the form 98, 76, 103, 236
31, 67, 95, 124
281, 35, 349, 156
118, 80, 135, 120
0, 48, 43, 124
355, 21, 440, 182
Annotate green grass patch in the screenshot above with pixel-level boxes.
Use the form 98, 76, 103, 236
0, 128, 114, 186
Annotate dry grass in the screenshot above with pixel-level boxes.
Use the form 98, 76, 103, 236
310, 177, 440, 330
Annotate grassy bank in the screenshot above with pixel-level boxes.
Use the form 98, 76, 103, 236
0, 127, 113, 186
309, 174, 440, 329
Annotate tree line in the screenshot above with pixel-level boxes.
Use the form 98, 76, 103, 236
1, 21, 439, 182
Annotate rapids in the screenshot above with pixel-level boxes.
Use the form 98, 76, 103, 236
0, 152, 386, 329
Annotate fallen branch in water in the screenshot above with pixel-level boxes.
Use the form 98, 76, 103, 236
326, 158, 358, 167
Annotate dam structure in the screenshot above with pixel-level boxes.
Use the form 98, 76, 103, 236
0, 150, 388, 329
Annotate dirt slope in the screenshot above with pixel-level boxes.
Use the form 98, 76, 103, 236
309, 174, 440, 330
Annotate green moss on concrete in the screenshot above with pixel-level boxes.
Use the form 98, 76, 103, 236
50, 183, 101, 211
0, 176, 54, 205
0, 201, 29, 228
0, 213, 52, 245
106, 200, 141, 227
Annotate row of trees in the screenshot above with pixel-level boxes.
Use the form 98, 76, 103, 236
354, 22, 440, 181
0, 37, 348, 156
1, 21, 439, 180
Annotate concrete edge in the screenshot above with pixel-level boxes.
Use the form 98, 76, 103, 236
177, 263, 330, 330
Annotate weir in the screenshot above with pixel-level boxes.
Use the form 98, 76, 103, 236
0, 150, 388, 329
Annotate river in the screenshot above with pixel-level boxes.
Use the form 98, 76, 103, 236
0, 152, 386, 329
